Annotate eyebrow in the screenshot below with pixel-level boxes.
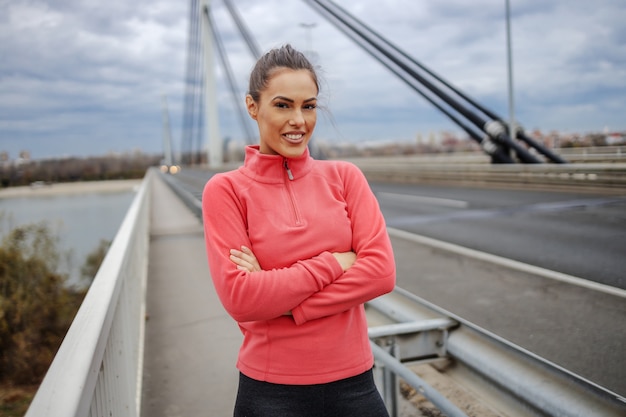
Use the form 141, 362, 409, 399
272, 96, 317, 103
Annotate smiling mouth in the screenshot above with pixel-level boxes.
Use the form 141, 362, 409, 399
283, 133, 305, 143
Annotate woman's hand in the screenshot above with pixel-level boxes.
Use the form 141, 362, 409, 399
229, 245, 261, 272
230, 246, 293, 316
332, 251, 357, 271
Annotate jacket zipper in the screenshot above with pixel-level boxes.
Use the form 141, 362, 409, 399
283, 159, 294, 180
283, 159, 302, 226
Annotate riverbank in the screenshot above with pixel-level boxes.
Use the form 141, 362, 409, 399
0, 179, 142, 199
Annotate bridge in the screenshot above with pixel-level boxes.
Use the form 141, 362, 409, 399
25, 1, 626, 416
24, 157, 626, 416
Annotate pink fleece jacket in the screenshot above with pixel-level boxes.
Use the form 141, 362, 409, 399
202, 145, 396, 385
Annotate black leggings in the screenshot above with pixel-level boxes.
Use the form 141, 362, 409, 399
233, 369, 389, 417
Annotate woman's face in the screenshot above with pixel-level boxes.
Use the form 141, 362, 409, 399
246, 68, 318, 158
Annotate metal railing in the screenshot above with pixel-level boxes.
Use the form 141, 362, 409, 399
346, 159, 626, 193
368, 288, 626, 417
25, 170, 154, 417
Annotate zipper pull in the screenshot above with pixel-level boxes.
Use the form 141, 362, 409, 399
283, 159, 294, 180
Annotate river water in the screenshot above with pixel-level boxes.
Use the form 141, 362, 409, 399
0, 187, 137, 287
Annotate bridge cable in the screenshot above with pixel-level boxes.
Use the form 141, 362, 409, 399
305, 2, 511, 162
309, 0, 539, 163
305, 0, 545, 163
181, 0, 200, 164
182, 0, 210, 165
222, 0, 262, 60
315, 0, 546, 163
319, 0, 566, 163
205, 6, 257, 145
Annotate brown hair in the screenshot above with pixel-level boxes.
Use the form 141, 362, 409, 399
247, 44, 319, 102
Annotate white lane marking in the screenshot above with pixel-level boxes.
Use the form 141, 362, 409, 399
377, 192, 469, 208
387, 227, 626, 299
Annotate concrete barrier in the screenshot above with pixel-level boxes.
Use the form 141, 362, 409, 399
345, 158, 626, 193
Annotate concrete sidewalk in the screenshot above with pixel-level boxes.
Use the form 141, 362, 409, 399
141, 174, 242, 417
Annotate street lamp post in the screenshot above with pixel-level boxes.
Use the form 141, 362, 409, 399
505, 0, 516, 141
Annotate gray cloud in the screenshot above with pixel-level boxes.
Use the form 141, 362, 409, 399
1, 0, 624, 159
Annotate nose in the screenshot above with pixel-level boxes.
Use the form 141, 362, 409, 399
289, 109, 305, 126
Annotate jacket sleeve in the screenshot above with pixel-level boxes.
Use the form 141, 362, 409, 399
291, 163, 396, 325
202, 174, 344, 323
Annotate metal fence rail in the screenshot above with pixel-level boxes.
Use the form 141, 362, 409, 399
25, 170, 154, 417
368, 288, 626, 417
350, 160, 626, 193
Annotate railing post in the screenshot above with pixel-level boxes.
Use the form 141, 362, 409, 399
380, 340, 399, 417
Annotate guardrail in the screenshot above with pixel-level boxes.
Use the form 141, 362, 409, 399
25, 169, 154, 417
160, 171, 203, 218
345, 158, 626, 193
368, 288, 626, 417
179, 146, 626, 194
558, 145, 626, 163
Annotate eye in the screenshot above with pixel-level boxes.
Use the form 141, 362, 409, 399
304, 103, 317, 110
274, 102, 289, 109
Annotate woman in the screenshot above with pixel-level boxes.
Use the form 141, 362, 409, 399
202, 44, 396, 416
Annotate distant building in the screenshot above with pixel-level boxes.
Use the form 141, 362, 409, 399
605, 132, 625, 145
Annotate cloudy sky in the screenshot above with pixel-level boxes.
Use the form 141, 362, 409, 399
1, 0, 625, 160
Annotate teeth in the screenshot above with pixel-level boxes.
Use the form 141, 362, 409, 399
285, 134, 303, 140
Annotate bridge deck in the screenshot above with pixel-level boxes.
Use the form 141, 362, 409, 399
141, 175, 242, 417
139, 173, 626, 416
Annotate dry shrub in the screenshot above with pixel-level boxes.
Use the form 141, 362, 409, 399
0, 223, 86, 385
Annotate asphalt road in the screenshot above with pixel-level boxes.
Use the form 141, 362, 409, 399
372, 182, 626, 290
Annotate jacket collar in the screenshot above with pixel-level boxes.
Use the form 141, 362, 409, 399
240, 145, 314, 183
